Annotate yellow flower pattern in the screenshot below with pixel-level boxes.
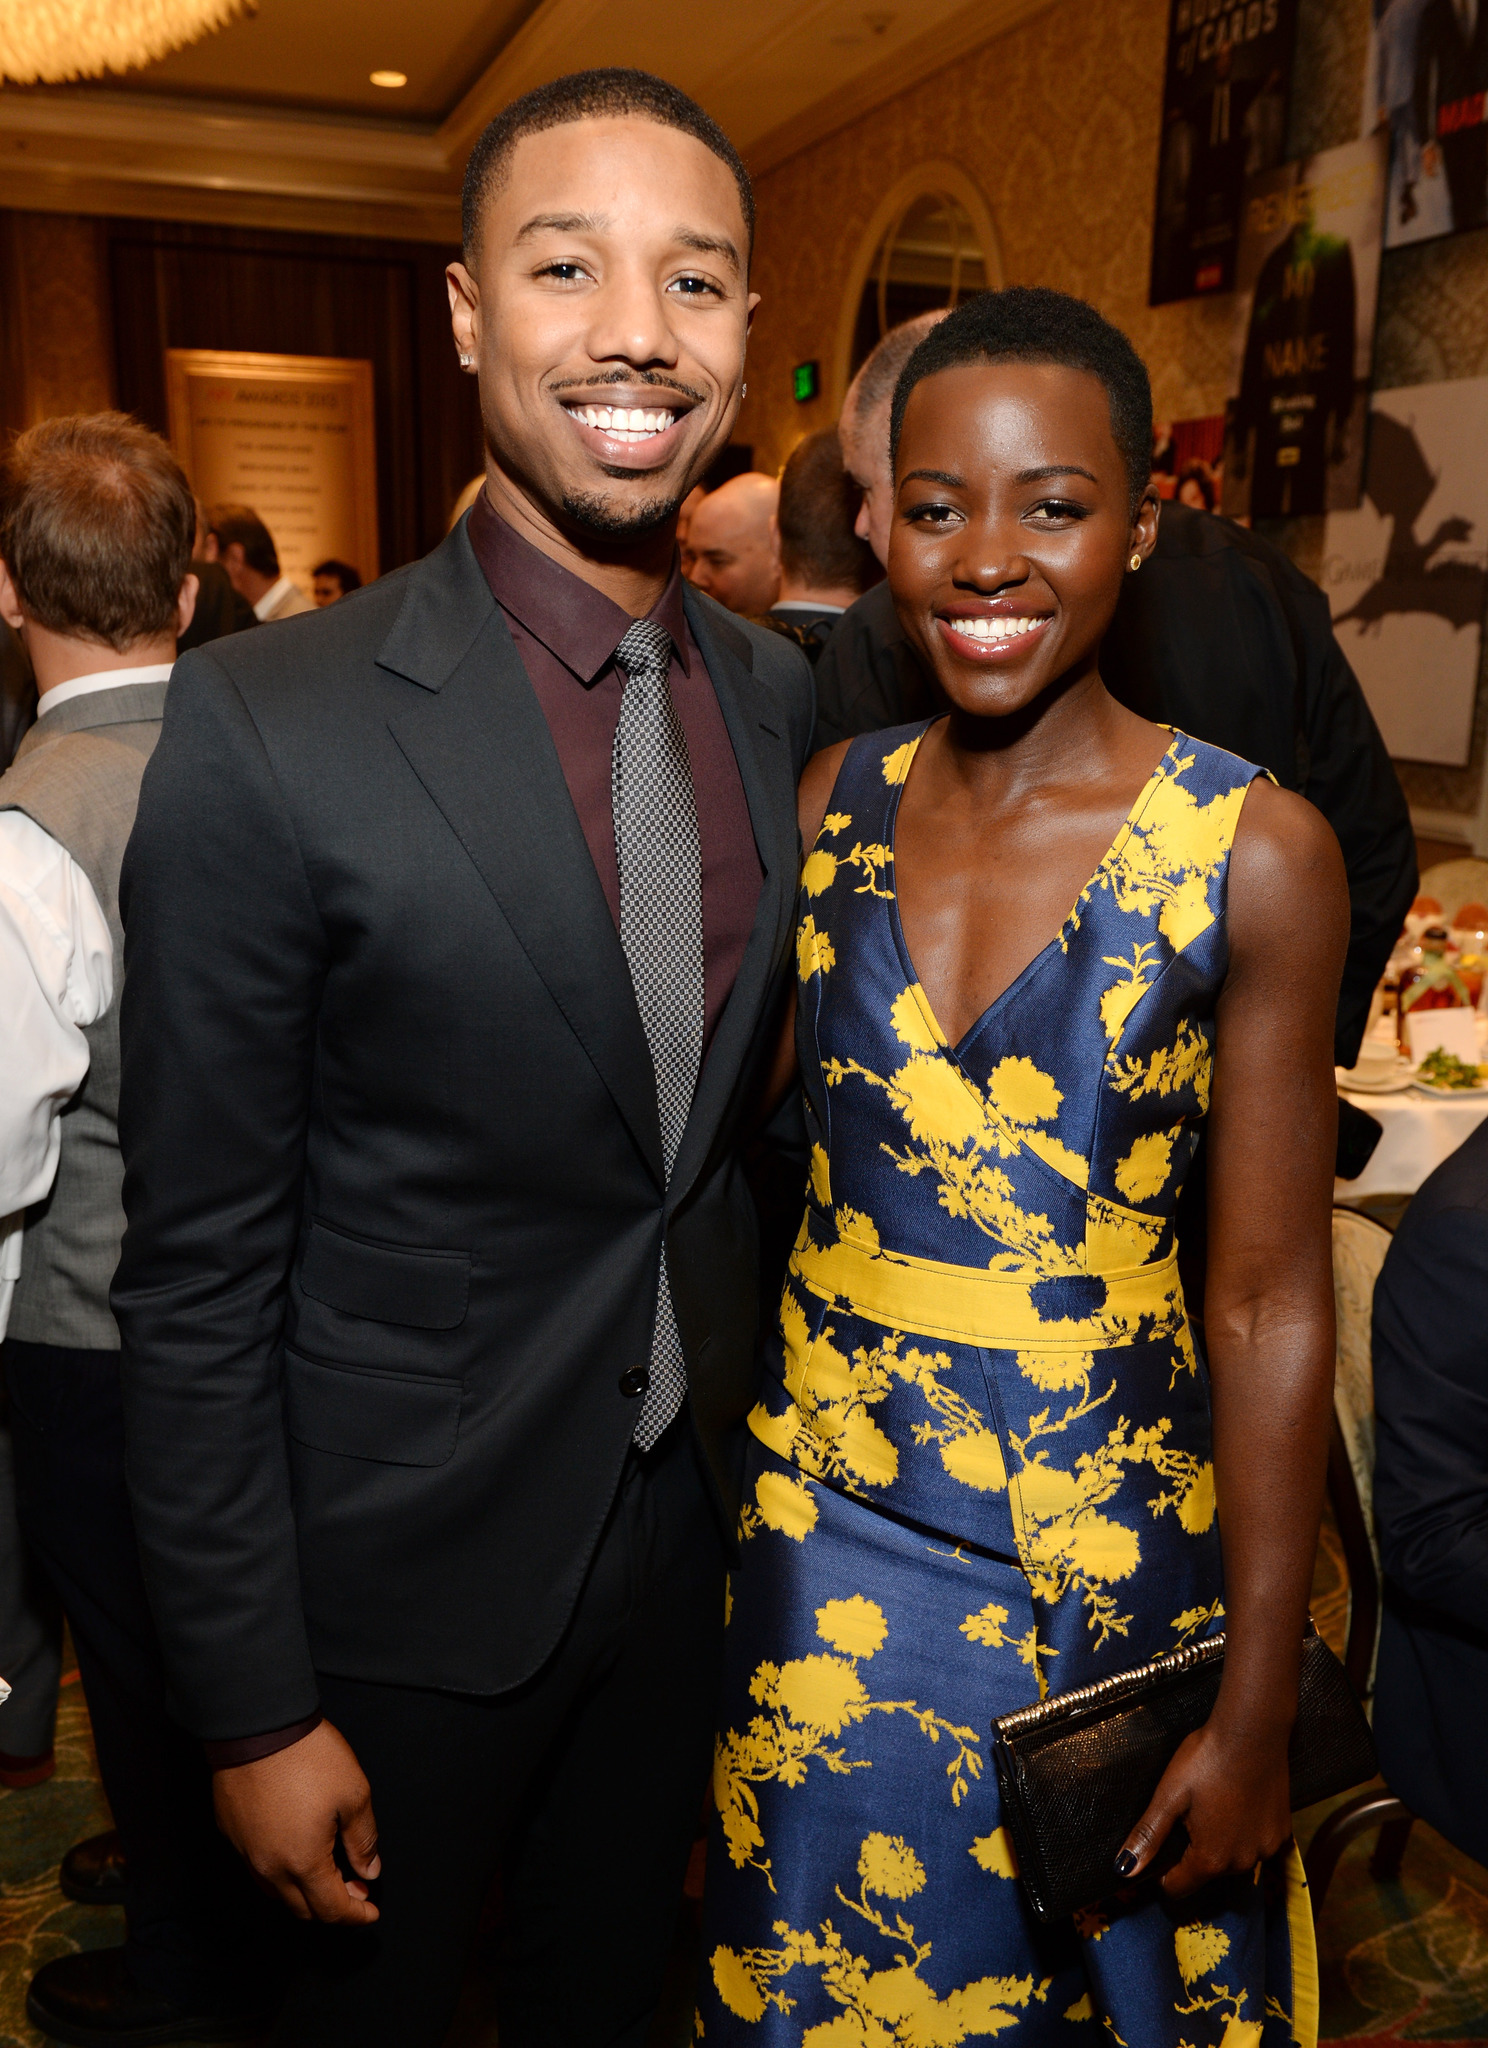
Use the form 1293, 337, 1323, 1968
700, 725, 1317, 2046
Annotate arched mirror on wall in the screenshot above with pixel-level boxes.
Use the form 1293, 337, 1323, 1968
842, 169, 1002, 388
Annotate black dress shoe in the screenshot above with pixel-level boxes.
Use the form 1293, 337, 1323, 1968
60, 1831, 130, 1906
27, 1949, 265, 2045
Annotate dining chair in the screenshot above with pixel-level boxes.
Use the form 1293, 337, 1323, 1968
1417, 856, 1488, 925
1303, 1208, 1414, 1915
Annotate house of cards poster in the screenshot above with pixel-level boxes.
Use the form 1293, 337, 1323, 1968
1149, 0, 1300, 305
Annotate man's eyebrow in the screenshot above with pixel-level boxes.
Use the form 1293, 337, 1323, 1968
514, 210, 608, 242
674, 229, 742, 273
1015, 463, 1099, 485
901, 468, 964, 487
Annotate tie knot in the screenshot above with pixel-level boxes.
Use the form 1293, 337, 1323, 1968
615, 618, 673, 682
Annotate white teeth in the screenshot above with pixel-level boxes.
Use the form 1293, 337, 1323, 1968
953, 615, 1041, 641
570, 402, 675, 441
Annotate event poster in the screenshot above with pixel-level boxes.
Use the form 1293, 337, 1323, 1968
165, 349, 379, 596
1220, 132, 1388, 521
1363, 0, 1488, 249
1321, 377, 1488, 765
1148, 0, 1299, 306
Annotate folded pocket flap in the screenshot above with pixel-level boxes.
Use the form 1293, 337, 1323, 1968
285, 1353, 460, 1467
300, 1223, 470, 1329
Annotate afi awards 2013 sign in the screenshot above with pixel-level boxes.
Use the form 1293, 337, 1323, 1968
166, 350, 378, 597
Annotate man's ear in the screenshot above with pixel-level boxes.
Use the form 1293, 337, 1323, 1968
447, 260, 480, 361
176, 572, 199, 640
0, 558, 26, 633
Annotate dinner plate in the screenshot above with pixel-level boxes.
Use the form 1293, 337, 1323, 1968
1336, 1067, 1415, 1095
1412, 1077, 1488, 1100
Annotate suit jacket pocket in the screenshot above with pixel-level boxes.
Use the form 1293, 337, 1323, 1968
300, 1222, 470, 1329
284, 1351, 461, 1467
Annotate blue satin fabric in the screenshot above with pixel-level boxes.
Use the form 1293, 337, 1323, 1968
697, 722, 1317, 2047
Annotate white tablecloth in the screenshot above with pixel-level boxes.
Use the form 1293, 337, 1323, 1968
1336, 1087, 1488, 1200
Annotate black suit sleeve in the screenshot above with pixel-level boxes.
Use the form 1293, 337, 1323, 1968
1288, 565, 1418, 1067
114, 653, 326, 1740
1372, 1201, 1488, 1630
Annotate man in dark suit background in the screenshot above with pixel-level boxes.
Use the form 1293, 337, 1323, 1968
113, 68, 812, 2048
1371, 1119, 1488, 1870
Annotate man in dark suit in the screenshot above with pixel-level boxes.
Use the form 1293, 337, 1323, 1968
1415, 0, 1488, 233
113, 67, 813, 2048
1371, 1117, 1488, 1869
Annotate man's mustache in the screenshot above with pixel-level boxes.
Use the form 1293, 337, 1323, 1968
548, 370, 709, 405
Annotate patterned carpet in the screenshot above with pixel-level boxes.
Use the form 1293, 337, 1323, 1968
0, 1540, 1481, 2047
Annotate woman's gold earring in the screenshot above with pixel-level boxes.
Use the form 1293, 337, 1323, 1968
1129, 553, 1142, 572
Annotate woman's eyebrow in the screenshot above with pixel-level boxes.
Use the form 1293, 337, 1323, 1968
901, 468, 964, 487
1015, 463, 1099, 485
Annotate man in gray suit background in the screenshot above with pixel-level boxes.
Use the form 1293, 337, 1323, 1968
0, 413, 274, 2047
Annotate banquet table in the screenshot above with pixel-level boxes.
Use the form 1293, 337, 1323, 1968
1335, 1086, 1488, 1201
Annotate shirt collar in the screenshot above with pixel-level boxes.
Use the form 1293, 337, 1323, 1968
252, 575, 296, 622
38, 664, 174, 718
467, 488, 689, 681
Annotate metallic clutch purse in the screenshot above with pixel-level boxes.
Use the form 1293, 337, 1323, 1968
991, 1622, 1377, 1921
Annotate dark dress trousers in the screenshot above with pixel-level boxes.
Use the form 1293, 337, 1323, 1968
1371, 1119, 1488, 1869
813, 500, 1417, 1069
112, 513, 814, 2043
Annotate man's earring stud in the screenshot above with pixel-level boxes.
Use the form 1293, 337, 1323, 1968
458, 353, 474, 367
1129, 553, 1142, 571
741, 382, 748, 397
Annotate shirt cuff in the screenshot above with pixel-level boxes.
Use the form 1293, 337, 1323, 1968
204, 1711, 322, 1770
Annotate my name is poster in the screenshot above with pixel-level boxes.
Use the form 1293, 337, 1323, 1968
1220, 132, 1388, 521
1149, 0, 1300, 306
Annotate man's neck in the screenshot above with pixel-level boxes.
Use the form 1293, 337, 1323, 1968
482, 465, 677, 618
775, 578, 859, 610
240, 568, 278, 607
27, 624, 177, 698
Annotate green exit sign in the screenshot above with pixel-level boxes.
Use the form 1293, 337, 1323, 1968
792, 360, 820, 403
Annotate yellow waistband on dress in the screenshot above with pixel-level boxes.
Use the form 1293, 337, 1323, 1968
790, 1221, 1183, 1351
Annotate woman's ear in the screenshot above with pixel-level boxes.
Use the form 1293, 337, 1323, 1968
1129, 480, 1161, 568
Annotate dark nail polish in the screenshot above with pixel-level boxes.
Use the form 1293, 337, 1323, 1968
1113, 1849, 1138, 1879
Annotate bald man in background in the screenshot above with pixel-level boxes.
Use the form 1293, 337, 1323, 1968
684, 470, 779, 615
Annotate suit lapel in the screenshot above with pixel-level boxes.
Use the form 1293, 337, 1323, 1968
382, 534, 664, 1186
668, 591, 798, 1210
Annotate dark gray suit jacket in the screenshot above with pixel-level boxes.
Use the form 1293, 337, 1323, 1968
113, 519, 814, 1742
1372, 1119, 1488, 1867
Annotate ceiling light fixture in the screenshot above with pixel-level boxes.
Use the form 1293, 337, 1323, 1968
369, 69, 407, 88
0, 0, 251, 84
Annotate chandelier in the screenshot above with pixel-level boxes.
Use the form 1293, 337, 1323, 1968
0, 0, 251, 84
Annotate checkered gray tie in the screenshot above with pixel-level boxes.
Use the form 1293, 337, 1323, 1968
612, 618, 705, 1450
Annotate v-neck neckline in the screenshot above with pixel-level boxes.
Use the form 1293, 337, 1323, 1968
885, 721, 1181, 1060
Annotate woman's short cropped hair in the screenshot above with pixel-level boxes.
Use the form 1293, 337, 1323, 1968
888, 287, 1154, 515
0, 413, 196, 652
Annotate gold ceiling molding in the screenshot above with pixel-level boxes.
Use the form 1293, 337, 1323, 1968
0, 0, 1059, 243
0, 0, 250, 86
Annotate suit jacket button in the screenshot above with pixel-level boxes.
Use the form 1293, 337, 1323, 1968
618, 1366, 650, 1398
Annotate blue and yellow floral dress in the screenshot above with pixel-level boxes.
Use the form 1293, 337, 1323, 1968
697, 722, 1318, 2047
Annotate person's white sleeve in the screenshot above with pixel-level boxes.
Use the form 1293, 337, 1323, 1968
0, 810, 114, 1216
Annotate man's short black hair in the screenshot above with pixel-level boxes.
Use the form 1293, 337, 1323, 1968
313, 558, 362, 592
206, 504, 279, 579
461, 68, 754, 261
889, 286, 1154, 515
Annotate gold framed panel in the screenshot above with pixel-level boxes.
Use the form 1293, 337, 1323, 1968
165, 349, 379, 596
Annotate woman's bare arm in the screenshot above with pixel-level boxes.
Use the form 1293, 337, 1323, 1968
1120, 775, 1348, 1897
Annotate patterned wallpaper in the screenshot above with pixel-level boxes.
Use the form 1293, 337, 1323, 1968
739, 0, 1488, 826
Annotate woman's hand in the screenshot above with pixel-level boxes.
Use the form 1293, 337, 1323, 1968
1115, 1715, 1293, 1898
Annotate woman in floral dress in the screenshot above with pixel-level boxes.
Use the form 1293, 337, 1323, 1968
697, 289, 1346, 2047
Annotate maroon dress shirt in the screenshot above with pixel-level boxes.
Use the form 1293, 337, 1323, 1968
467, 489, 762, 1056
206, 495, 764, 1769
